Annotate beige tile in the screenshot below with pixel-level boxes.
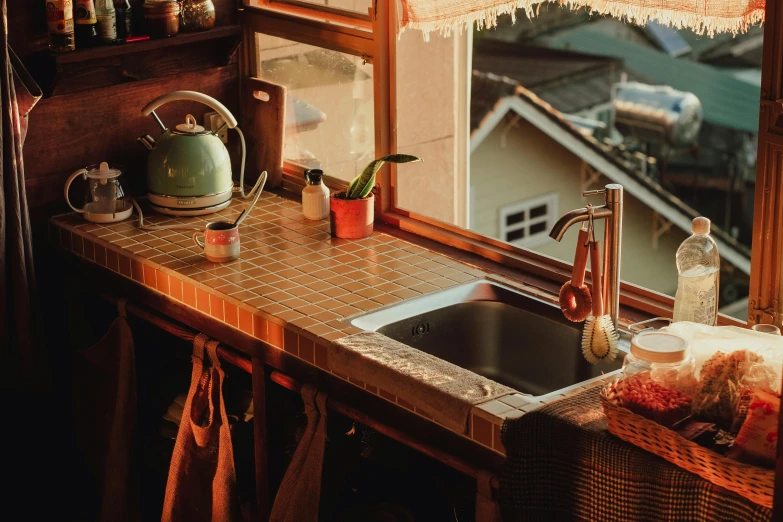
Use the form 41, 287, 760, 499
476, 400, 515, 418
498, 394, 533, 409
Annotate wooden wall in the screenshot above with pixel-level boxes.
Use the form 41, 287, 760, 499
8, 0, 243, 210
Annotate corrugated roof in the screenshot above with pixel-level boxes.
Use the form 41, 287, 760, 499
471, 71, 518, 134
473, 39, 619, 114
543, 27, 760, 133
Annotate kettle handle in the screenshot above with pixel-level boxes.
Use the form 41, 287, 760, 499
141, 91, 238, 129
64, 169, 88, 213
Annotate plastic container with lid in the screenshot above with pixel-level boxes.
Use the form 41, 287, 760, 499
621, 330, 697, 426
623, 330, 696, 391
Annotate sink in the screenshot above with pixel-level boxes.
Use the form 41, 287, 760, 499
350, 280, 625, 396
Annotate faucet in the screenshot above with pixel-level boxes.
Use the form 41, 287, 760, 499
550, 184, 623, 329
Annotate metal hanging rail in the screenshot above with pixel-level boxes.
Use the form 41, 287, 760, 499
96, 294, 501, 491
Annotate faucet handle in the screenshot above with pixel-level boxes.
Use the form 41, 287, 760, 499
582, 189, 606, 197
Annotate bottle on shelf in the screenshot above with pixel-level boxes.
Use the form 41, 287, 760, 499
672, 217, 720, 326
114, 0, 133, 39
74, 0, 99, 48
95, 0, 117, 43
46, 0, 76, 52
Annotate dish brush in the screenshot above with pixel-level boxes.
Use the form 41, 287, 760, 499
581, 238, 619, 363
559, 225, 592, 322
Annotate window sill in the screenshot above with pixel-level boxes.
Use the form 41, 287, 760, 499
376, 207, 746, 329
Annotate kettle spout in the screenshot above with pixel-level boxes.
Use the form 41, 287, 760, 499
138, 134, 156, 151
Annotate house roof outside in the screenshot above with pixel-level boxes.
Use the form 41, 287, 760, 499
540, 27, 761, 133
473, 39, 621, 114
679, 26, 764, 67
470, 70, 751, 274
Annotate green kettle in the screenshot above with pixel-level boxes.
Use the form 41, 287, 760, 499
138, 91, 264, 216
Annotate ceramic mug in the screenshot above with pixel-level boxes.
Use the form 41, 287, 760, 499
193, 221, 240, 263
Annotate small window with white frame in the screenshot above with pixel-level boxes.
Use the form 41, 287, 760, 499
499, 194, 559, 248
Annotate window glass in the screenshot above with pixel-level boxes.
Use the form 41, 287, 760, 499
395, 7, 758, 320
394, 30, 467, 226
264, 0, 372, 15
255, 33, 375, 182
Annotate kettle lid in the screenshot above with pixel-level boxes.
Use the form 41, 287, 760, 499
86, 162, 122, 180
175, 114, 206, 134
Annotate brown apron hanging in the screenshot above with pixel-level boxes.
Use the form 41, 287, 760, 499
72, 299, 139, 522
162, 334, 239, 522
269, 384, 329, 522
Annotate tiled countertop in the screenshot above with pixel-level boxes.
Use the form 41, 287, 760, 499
51, 191, 617, 455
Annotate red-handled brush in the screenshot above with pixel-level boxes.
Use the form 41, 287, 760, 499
559, 225, 592, 322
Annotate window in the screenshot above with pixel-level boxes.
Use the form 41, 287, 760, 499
499, 194, 558, 248
243, 0, 778, 326
256, 34, 375, 182
270, 0, 372, 16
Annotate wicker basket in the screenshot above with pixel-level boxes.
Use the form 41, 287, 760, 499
600, 380, 775, 508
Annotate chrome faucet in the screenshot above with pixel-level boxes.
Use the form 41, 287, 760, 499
549, 184, 623, 328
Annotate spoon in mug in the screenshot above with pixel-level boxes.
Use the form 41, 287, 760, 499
233, 171, 266, 227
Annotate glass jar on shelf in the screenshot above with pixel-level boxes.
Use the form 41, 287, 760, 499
143, 0, 180, 38
180, 0, 216, 32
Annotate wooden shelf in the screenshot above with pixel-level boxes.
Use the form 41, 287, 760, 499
54, 25, 242, 65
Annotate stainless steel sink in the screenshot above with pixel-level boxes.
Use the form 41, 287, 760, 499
350, 280, 626, 396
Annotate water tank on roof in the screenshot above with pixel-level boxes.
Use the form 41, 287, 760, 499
613, 82, 702, 147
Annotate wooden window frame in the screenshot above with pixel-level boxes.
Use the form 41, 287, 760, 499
242, 0, 778, 329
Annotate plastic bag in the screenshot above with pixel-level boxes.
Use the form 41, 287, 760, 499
692, 349, 765, 428
662, 322, 782, 429
728, 389, 779, 468
663, 322, 783, 391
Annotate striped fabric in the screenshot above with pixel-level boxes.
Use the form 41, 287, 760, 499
500, 386, 772, 521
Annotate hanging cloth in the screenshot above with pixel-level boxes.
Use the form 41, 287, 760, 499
398, 0, 764, 38
162, 334, 239, 522
72, 300, 140, 522
0, 1, 44, 390
269, 384, 329, 522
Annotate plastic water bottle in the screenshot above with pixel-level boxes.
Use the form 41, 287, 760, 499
672, 217, 720, 325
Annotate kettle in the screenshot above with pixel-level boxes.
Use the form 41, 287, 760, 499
138, 91, 264, 217
64, 162, 133, 223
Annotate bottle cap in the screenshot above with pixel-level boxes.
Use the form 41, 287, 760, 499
304, 169, 324, 185
630, 331, 689, 363
692, 217, 710, 235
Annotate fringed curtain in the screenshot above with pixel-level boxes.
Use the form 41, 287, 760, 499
398, 0, 765, 37
1, 0, 43, 389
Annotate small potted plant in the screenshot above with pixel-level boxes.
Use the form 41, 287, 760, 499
330, 154, 422, 239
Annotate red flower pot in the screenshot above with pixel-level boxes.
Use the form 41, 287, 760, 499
330, 192, 374, 239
